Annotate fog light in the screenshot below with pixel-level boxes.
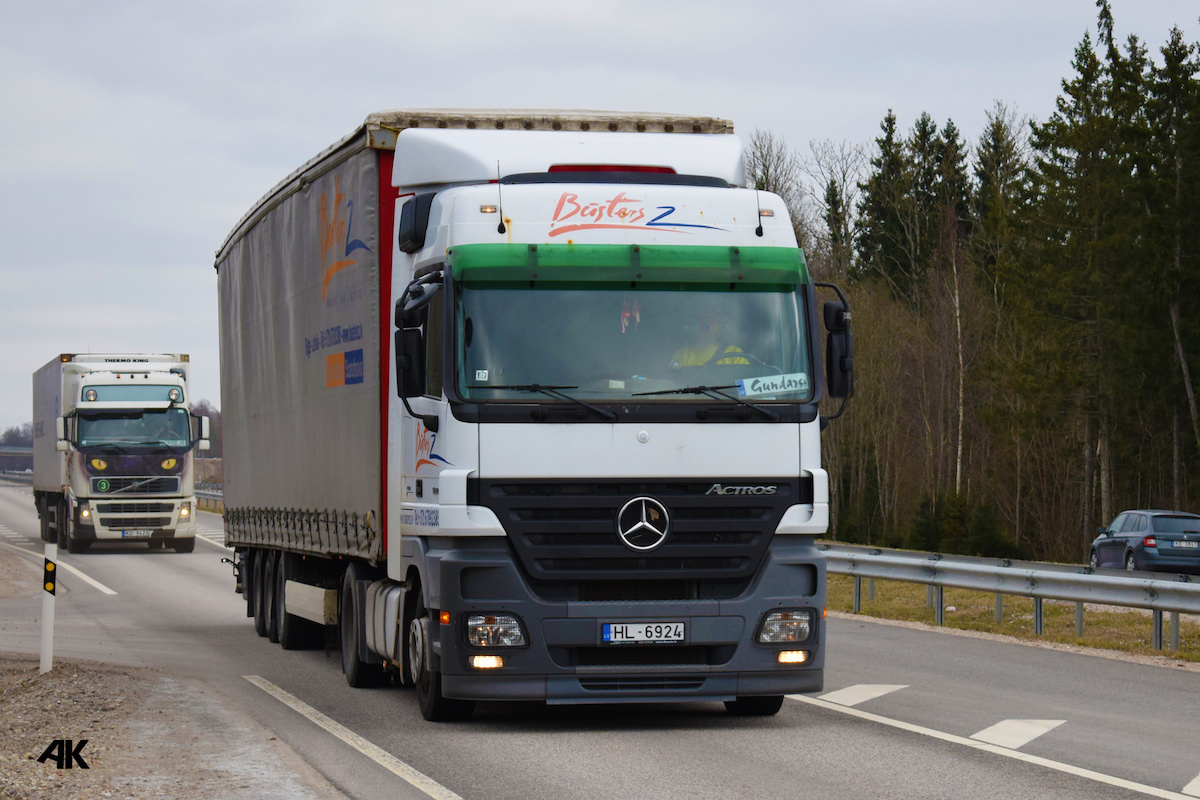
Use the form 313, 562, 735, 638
179, 503, 191, 519
470, 655, 504, 669
778, 650, 809, 664
80, 506, 90, 519
758, 610, 812, 643
168, 388, 182, 402
466, 614, 526, 647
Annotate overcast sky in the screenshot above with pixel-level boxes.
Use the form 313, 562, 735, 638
1, 0, 1197, 433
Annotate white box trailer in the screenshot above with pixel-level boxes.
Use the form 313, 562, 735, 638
216, 109, 853, 720
32, 353, 211, 553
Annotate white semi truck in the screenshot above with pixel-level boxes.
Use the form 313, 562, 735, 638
216, 110, 853, 720
33, 353, 211, 553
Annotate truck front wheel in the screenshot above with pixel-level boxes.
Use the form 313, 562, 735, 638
408, 591, 474, 722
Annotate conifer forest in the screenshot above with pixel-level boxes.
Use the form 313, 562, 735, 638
748, 3, 1200, 562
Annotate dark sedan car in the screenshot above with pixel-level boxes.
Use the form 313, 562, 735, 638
1090, 509, 1200, 574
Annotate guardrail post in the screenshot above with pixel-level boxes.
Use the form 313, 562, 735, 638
1170, 612, 1180, 652
867, 578, 875, 602
994, 593, 1003, 624
934, 586, 945, 626
1033, 597, 1044, 636
926, 585, 936, 609
1074, 602, 1084, 638
853, 576, 862, 614
1152, 610, 1164, 650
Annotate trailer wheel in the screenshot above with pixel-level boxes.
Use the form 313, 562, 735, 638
277, 552, 320, 650
252, 549, 268, 637
724, 695, 784, 716
242, 549, 256, 619
339, 562, 385, 687
409, 590, 474, 722
263, 550, 280, 643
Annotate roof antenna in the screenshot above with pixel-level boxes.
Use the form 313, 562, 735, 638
754, 189, 764, 237
496, 161, 507, 234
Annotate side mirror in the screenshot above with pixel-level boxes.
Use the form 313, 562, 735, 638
395, 327, 426, 399
1097, 526, 1108, 536
397, 193, 437, 254
55, 416, 69, 451
200, 416, 211, 441
824, 300, 854, 399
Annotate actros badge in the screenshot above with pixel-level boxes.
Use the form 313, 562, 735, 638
616, 497, 670, 551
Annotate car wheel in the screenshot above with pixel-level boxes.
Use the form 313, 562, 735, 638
1089, 550, 1099, 570
1125, 552, 1137, 572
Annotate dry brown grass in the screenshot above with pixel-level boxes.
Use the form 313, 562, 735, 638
827, 574, 1200, 662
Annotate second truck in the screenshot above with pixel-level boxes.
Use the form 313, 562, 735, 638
33, 353, 211, 553
216, 109, 853, 720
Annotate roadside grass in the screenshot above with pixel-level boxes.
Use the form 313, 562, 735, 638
827, 574, 1200, 663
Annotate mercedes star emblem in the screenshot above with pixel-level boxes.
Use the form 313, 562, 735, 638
616, 496, 670, 551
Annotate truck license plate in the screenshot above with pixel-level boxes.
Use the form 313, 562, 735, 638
121, 530, 154, 538
1174, 541, 1198, 548
603, 622, 685, 644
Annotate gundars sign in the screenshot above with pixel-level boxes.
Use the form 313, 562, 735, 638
738, 373, 810, 398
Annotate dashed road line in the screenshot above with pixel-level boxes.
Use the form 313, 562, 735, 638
0, 539, 116, 595
245, 675, 462, 800
789, 693, 1195, 799
819, 684, 907, 707
971, 719, 1065, 749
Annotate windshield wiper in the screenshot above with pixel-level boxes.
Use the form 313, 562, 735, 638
471, 384, 617, 422
90, 443, 131, 453
632, 385, 780, 421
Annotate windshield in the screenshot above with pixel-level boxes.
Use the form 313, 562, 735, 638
77, 408, 192, 450
455, 285, 812, 403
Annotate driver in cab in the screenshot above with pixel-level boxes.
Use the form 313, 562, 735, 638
670, 312, 750, 370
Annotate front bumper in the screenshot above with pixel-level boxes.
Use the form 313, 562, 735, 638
430, 536, 826, 703
75, 498, 197, 541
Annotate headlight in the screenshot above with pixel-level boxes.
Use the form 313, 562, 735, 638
90, 458, 108, 471
168, 388, 182, 402
85, 389, 98, 401
758, 610, 813, 644
466, 614, 527, 647
179, 503, 191, 519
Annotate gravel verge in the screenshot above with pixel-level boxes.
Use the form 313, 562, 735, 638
0, 550, 349, 800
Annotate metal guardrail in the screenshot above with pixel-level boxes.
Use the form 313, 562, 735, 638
195, 484, 223, 513
820, 543, 1199, 651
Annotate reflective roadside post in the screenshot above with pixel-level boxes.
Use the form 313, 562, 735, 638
41, 541, 56, 673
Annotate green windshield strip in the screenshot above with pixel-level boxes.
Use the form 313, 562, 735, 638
448, 243, 808, 286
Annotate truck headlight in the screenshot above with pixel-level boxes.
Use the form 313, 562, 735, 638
466, 614, 526, 647
179, 502, 191, 519
758, 610, 813, 644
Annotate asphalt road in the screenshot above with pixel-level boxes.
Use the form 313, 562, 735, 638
1, 477, 1198, 800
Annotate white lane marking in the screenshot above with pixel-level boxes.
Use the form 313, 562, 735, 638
819, 684, 908, 707
0, 539, 117, 595
1183, 774, 1200, 797
195, 533, 231, 551
789, 694, 1194, 800
245, 675, 463, 800
971, 719, 1065, 749
55, 559, 118, 595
